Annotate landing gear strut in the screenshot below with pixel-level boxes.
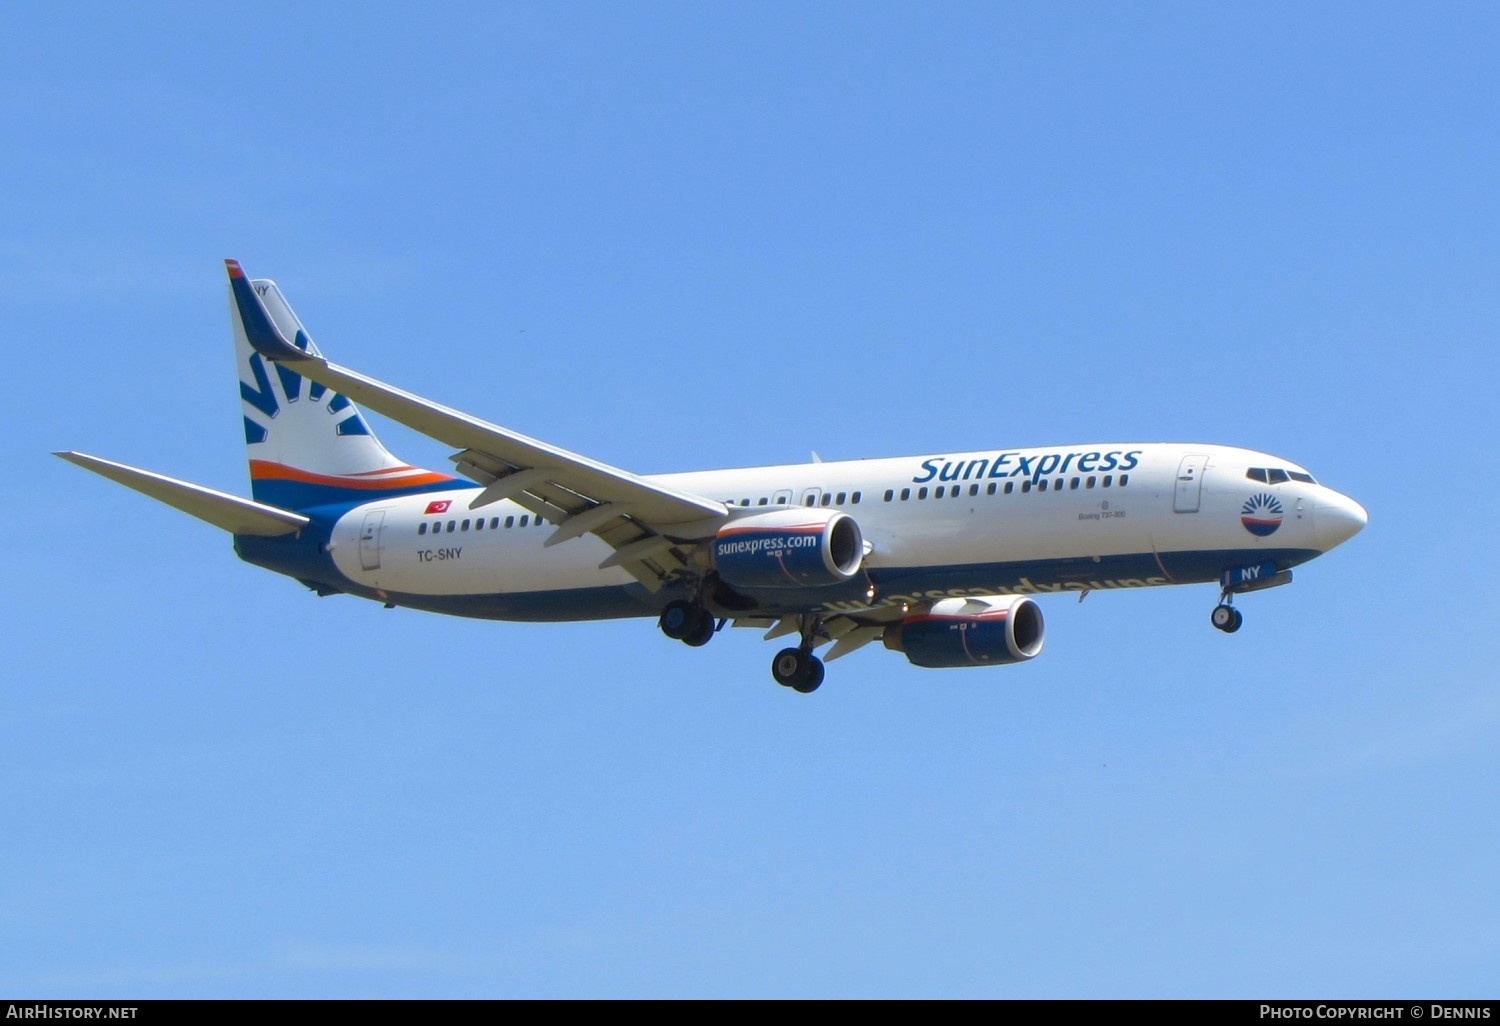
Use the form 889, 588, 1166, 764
1210, 599, 1243, 634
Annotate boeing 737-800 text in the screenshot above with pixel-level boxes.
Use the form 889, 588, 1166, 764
57, 261, 1367, 692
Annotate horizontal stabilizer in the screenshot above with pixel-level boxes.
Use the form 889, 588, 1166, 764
55, 451, 310, 537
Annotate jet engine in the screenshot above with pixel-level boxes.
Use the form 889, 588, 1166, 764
883, 595, 1045, 668
712, 508, 864, 589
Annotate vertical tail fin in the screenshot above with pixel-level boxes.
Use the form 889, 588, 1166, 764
229, 260, 460, 510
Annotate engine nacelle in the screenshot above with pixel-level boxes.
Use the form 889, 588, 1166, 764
712, 508, 864, 589
883, 595, 1045, 669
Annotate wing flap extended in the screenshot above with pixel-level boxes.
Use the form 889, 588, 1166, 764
56, 452, 309, 537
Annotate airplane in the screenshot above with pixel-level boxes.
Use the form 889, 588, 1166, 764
57, 260, 1368, 693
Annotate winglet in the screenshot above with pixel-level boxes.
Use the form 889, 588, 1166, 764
226, 258, 310, 364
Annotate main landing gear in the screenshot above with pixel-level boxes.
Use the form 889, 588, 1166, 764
769, 614, 827, 693
659, 599, 716, 647
771, 647, 825, 694
1210, 599, 1243, 634
660, 600, 827, 694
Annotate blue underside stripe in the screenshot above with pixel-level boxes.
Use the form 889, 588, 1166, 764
233, 535, 1323, 623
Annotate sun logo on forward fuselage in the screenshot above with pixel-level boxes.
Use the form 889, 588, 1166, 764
1240, 492, 1285, 537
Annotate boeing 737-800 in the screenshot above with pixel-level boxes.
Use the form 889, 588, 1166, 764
57, 261, 1367, 692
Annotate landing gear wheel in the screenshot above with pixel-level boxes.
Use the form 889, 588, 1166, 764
771, 648, 804, 685
1211, 604, 1243, 633
683, 610, 716, 647
771, 648, 824, 693
793, 658, 825, 694
659, 600, 695, 640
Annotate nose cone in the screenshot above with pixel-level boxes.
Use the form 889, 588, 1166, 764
1315, 491, 1368, 551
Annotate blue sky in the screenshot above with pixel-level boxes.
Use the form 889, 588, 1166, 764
3, 2, 1497, 998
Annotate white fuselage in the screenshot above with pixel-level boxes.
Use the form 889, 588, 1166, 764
314, 442, 1362, 621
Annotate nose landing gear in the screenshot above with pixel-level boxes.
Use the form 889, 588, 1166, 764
1210, 600, 1243, 633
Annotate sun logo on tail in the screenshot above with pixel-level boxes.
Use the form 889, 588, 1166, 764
1240, 492, 1285, 537
241, 344, 370, 445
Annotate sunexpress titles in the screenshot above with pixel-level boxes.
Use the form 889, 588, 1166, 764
912, 449, 1145, 487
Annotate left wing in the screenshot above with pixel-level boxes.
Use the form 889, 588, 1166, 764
227, 260, 726, 589
56, 451, 310, 537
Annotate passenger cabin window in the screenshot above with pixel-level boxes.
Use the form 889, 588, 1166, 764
918, 487, 928, 500
1005, 482, 1014, 494
1087, 476, 1096, 488
987, 483, 997, 495
835, 492, 846, 504
900, 488, 911, 501
1120, 474, 1130, 486
851, 491, 861, 503
505, 515, 514, 528
519, 515, 529, 527
1102, 476, 1112, 488
418, 523, 427, 535
884, 489, 894, 502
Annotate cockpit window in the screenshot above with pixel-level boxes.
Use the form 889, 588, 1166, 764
1248, 466, 1318, 485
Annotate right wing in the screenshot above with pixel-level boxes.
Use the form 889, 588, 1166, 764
227, 260, 727, 589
